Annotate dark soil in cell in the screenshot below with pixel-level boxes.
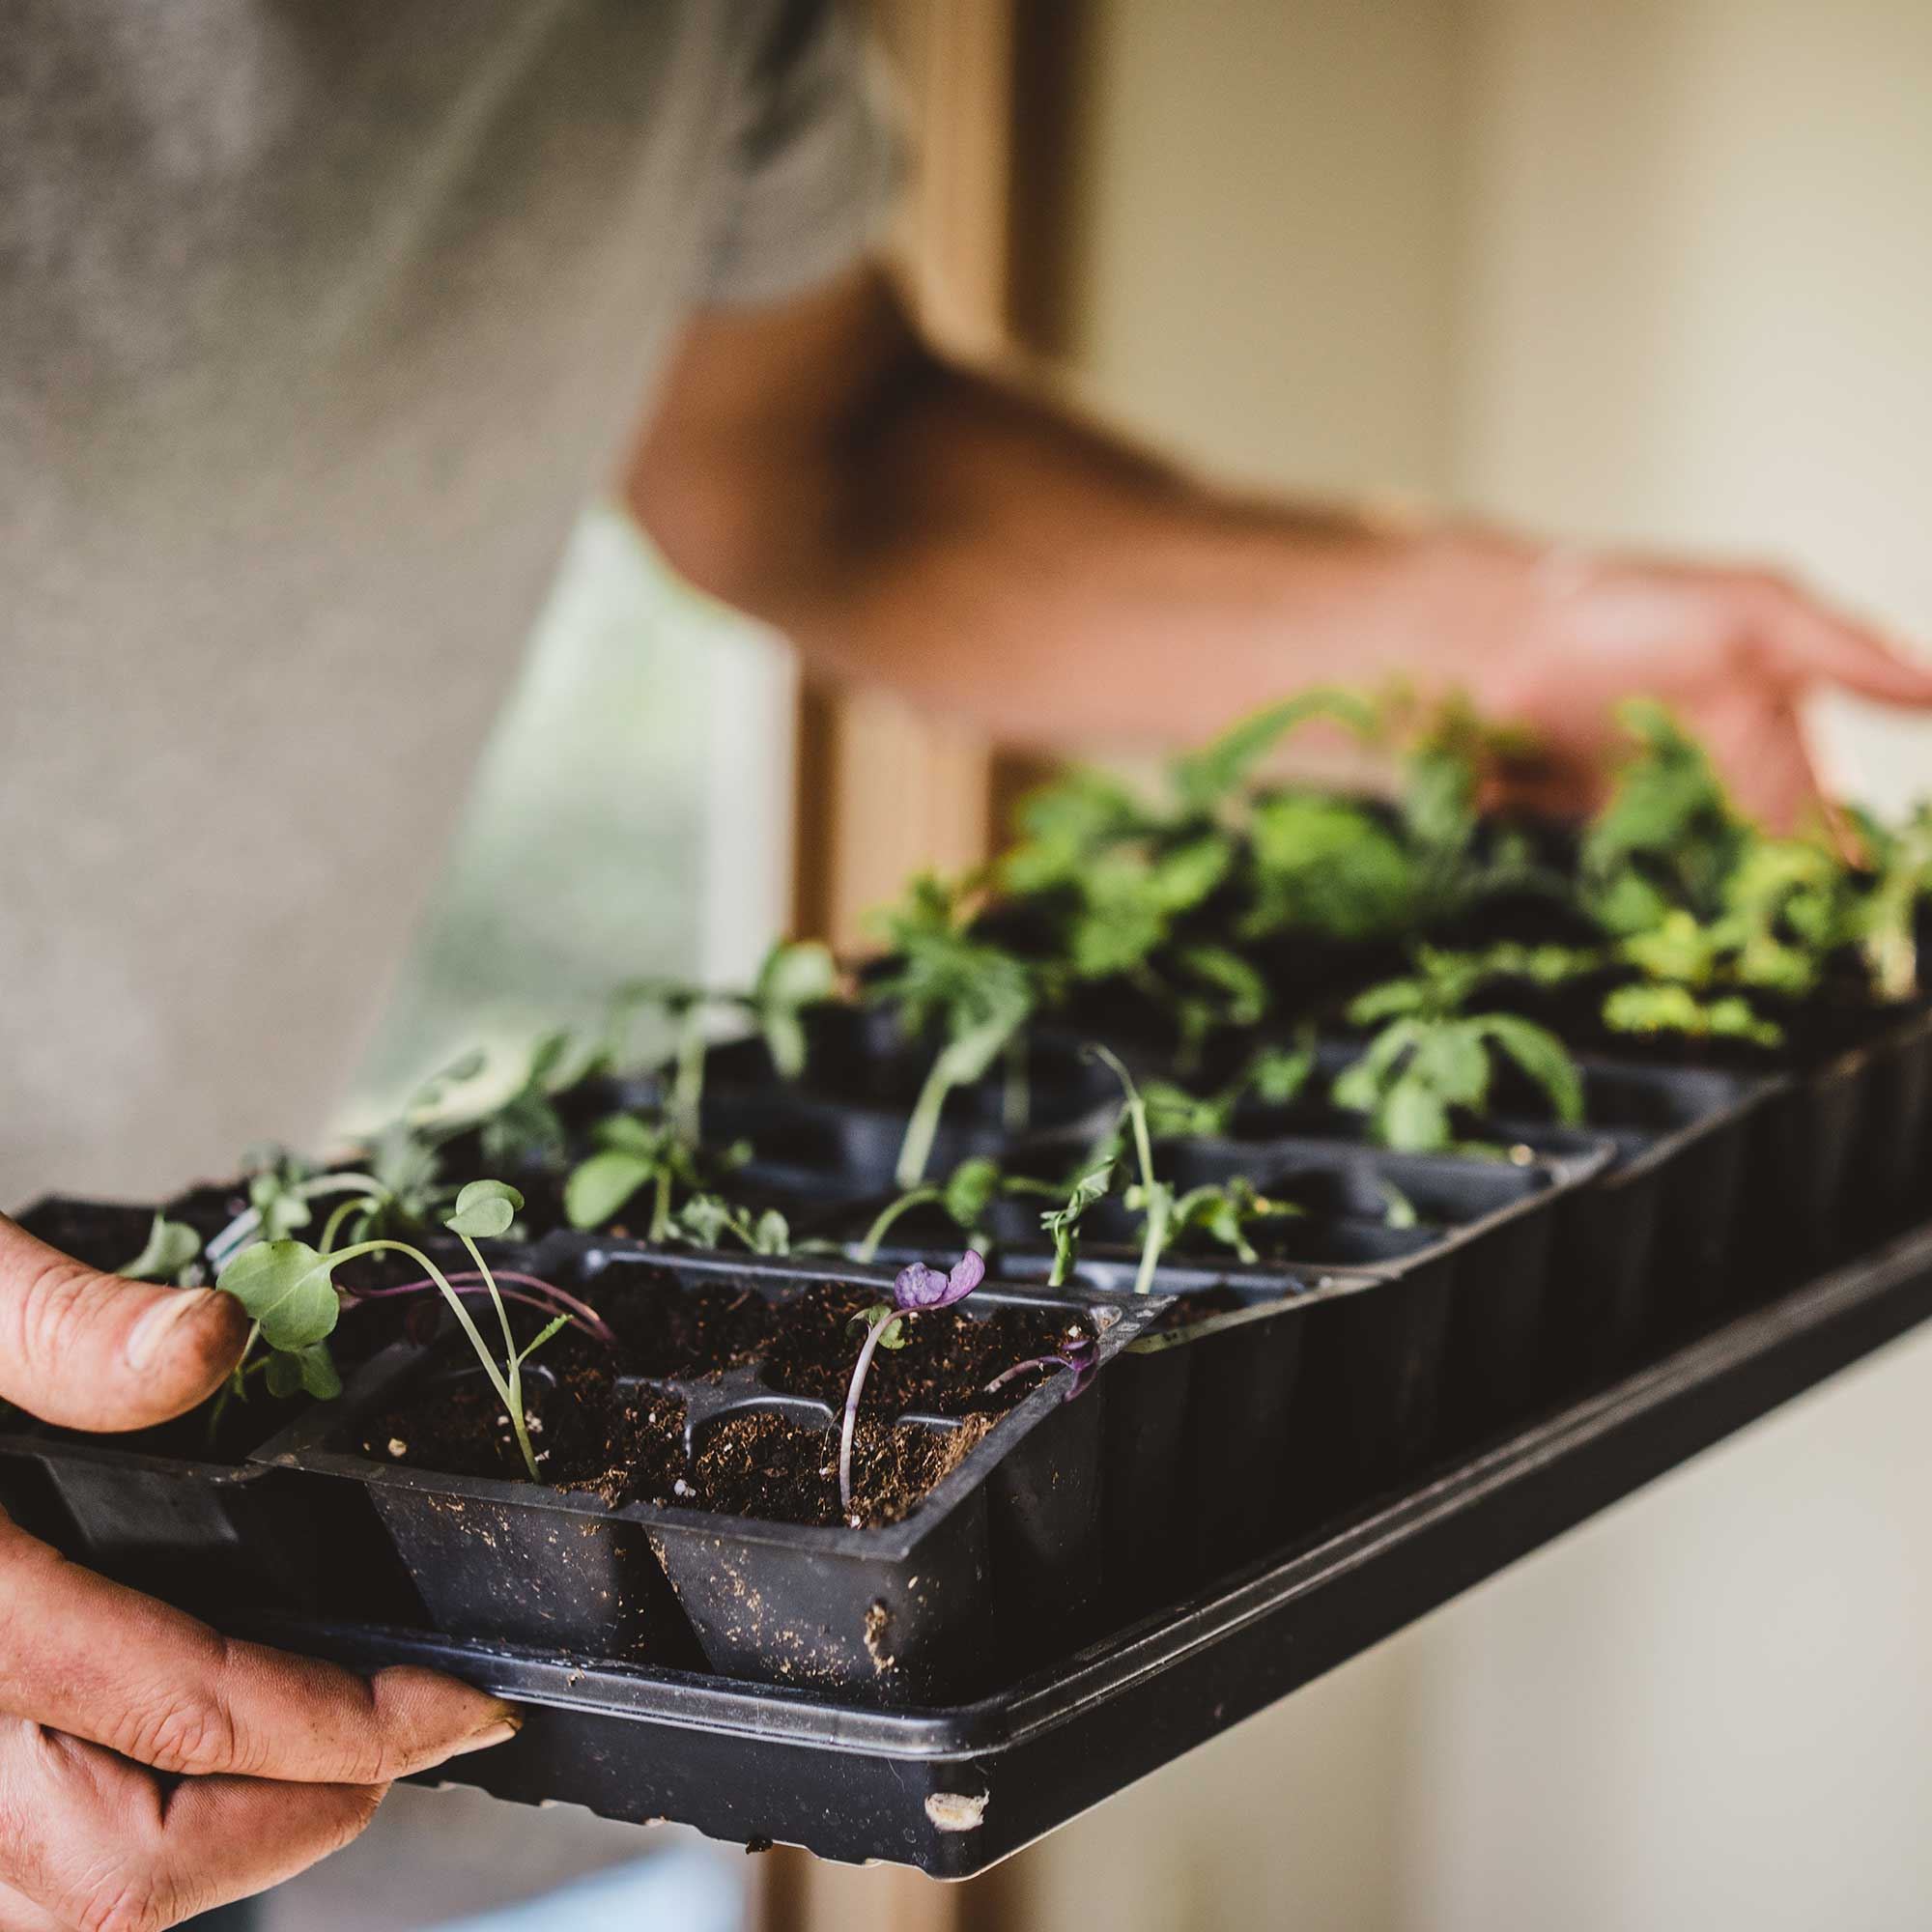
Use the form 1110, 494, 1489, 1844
690, 1407, 989, 1528
364, 1370, 988, 1528
1151, 1287, 1245, 1331
531, 1269, 780, 1380
363, 1368, 686, 1504
755, 1284, 1089, 1415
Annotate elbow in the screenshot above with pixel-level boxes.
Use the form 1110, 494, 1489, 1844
626, 462, 763, 611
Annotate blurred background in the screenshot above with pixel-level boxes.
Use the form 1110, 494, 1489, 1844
304, 2, 1932, 1927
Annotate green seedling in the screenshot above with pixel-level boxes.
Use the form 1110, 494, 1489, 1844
217, 1180, 562, 1481
869, 875, 1039, 1189
1164, 1176, 1302, 1264
1582, 700, 1746, 933
564, 1114, 705, 1238
1847, 802, 1932, 1002
607, 938, 837, 1146
1041, 1156, 1117, 1288
673, 1194, 792, 1256
1601, 982, 1782, 1049
118, 1215, 203, 1286
1168, 688, 1378, 821
1140, 1036, 1319, 1140
1087, 1044, 1175, 1296
1334, 952, 1583, 1151
850, 1154, 1065, 1264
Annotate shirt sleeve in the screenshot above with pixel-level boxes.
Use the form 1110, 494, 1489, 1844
701, 0, 903, 309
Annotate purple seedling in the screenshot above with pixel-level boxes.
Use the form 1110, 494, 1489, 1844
981, 1331, 1097, 1402
838, 1249, 985, 1521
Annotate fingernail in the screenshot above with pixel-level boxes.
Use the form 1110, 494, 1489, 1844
124, 1289, 217, 1373
448, 1712, 522, 1758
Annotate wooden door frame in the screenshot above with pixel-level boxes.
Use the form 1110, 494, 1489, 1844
788, 0, 1087, 955
761, 1, 1083, 1921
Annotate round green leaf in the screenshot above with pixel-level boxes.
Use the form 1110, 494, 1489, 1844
1381, 1082, 1451, 1152
216, 1240, 342, 1350
445, 1179, 525, 1239
563, 1151, 652, 1231
120, 1215, 202, 1284
943, 1156, 1003, 1228
1479, 1014, 1584, 1124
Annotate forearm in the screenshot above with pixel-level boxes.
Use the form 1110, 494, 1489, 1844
628, 266, 1930, 819
630, 273, 1451, 752
785, 364, 1443, 749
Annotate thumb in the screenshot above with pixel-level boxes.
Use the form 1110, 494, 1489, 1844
0, 1215, 249, 1432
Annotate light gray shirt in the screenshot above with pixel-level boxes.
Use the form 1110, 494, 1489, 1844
1, 0, 893, 1204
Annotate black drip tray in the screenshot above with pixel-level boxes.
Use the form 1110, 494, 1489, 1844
238, 1216, 1932, 1878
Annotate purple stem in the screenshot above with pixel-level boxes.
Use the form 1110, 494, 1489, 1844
981, 1354, 1066, 1395
983, 1336, 1096, 1402
343, 1270, 615, 1347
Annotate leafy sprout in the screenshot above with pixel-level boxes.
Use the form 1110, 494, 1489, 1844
564, 1114, 705, 1238
1847, 801, 1932, 1001
119, 1215, 204, 1286
1333, 952, 1583, 1151
1237, 695, 1547, 946
1242, 792, 1421, 942
849, 1154, 1065, 1265
1168, 688, 1378, 820
748, 938, 838, 1081
475, 1031, 580, 1172
207, 1151, 409, 1274
868, 875, 1039, 1189
1000, 768, 1163, 897
1041, 1156, 1116, 1288
672, 1194, 792, 1256
603, 939, 836, 1149
1087, 1045, 1174, 1296
217, 1179, 577, 1482
1164, 1176, 1302, 1264
1582, 700, 1747, 934
1139, 1035, 1319, 1140
1601, 982, 1782, 1049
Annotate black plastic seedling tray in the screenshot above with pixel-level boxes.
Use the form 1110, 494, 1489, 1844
0, 1196, 471, 1624
1484, 1057, 1782, 1378
838, 1130, 1609, 1577
241, 1213, 1932, 1877
253, 1249, 1165, 1707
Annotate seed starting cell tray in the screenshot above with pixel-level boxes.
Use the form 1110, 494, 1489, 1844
241, 1215, 1932, 1879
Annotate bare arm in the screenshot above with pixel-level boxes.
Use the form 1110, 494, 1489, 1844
627, 265, 1932, 824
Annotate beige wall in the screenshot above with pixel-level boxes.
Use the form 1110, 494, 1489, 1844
1454, 0, 1932, 813
1062, 0, 1463, 504
1417, 6, 1932, 1928
1023, 2, 1932, 1928
999, 5, 1466, 1928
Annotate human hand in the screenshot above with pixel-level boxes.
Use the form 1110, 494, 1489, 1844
1398, 529, 1932, 828
0, 1214, 519, 1931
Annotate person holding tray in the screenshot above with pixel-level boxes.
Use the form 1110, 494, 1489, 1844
4, 3, 1929, 1926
